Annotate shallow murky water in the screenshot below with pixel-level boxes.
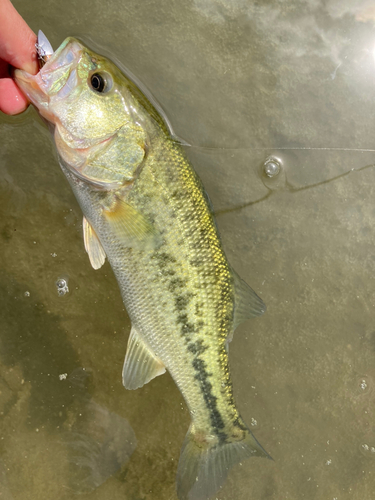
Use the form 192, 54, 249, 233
1, 0, 375, 499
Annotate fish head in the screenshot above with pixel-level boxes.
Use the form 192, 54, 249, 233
15, 37, 150, 185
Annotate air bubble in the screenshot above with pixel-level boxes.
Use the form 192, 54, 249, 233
353, 375, 372, 397
360, 379, 367, 391
263, 159, 281, 178
56, 278, 69, 297
260, 156, 285, 190
360, 442, 375, 458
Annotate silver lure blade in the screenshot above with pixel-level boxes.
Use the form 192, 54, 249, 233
36, 30, 54, 68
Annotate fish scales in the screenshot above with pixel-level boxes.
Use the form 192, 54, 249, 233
68, 132, 238, 435
15, 36, 270, 500
138, 138, 237, 437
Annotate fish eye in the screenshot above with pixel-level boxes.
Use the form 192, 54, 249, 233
89, 72, 112, 93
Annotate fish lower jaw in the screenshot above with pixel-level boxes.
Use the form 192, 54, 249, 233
14, 70, 49, 109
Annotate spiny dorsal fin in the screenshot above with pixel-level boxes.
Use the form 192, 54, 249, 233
102, 197, 162, 251
232, 270, 266, 331
83, 216, 106, 270
122, 326, 166, 390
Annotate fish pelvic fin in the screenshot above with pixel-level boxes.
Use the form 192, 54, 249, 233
176, 422, 271, 500
122, 326, 166, 390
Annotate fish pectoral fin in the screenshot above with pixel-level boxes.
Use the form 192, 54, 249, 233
122, 326, 166, 390
102, 197, 162, 251
83, 216, 106, 270
232, 270, 266, 332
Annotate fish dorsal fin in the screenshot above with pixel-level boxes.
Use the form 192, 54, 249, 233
83, 216, 106, 270
232, 270, 266, 331
122, 326, 166, 390
102, 197, 162, 251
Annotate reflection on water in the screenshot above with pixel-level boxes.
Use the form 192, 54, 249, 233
1, 0, 375, 498
65, 399, 136, 494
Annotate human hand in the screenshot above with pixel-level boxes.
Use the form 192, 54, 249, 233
0, 0, 38, 115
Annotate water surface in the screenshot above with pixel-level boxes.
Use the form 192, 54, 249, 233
1, 0, 375, 498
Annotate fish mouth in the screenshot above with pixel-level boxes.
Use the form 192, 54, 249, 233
14, 32, 83, 121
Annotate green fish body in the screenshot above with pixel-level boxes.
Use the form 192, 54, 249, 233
15, 37, 270, 499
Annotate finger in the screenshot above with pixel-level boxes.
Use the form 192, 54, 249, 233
0, 77, 28, 114
0, 57, 9, 78
0, 0, 37, 74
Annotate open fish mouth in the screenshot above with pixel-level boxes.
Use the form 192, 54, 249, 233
14, 33, 84, 118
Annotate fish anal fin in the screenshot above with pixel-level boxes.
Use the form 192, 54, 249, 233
232, 270, 266, 331
122, 326, 166, 390
83, 216, 106, 270
102, 197, 162, 251
176, 422, 270, 500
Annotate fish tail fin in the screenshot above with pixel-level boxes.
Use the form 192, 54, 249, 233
176, 422, 271, 500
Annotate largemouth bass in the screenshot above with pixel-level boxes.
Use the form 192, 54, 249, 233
15, 34, 270, 499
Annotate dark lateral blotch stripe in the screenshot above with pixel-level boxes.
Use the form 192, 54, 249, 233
168, 277, 186, 292
192, 356, 227, 441
187, 340, 208, 355
175, 294, 191, 311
